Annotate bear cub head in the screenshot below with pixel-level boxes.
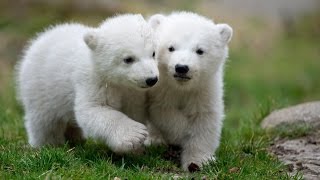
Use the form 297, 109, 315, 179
84, 14, 159, 89
149, 12, 232, 90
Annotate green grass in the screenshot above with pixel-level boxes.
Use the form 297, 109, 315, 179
1, 10, 319, 179
0, 84, 299, 179
1, 45, 312, 179
266, 123, 313, 139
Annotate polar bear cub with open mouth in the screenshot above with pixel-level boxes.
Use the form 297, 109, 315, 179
17, 14, 159, 154
147, 12, 232, 171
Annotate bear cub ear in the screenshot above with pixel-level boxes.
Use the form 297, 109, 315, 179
148, 14, 166, 30
216, 24, 233, 44
84, 31, 98, 50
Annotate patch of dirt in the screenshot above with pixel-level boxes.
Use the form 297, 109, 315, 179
269, 130, 320, 180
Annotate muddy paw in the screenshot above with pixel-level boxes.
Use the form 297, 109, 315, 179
188, 162, 200, 173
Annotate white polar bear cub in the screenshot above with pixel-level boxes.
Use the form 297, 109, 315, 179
17, 14, 159, 154
147, 12, 232, 171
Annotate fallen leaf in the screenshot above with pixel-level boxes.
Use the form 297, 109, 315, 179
229, 167, 240, 173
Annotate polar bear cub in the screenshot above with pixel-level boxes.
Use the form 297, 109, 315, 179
147, 12, 232, 171
17, 14, 159, 153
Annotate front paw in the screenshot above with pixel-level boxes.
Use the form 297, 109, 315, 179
144, 134, 166, 146
108, 120, 148, 154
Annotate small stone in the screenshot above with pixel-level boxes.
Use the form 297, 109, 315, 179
114, 177, 121, 180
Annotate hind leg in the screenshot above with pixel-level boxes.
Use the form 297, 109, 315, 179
25, 111, 67, 147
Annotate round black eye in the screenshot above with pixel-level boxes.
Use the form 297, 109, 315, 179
168, 46, 175, 52
196, 49, 204, 55
152, 51, 155, 58
124, 57, 135, 64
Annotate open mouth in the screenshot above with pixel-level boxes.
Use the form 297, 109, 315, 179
173, 74, 191, 81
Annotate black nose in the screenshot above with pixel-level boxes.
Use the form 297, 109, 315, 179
175, 64, 189, 74
146, 77, 158, 87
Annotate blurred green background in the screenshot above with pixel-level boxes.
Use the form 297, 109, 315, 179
1, 0, 319, 125
0, 0, 319, 178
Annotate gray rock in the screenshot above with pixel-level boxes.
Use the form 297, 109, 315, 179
261, 101, 320, 129
269, 130, 320, 180
264, 102, 320, 179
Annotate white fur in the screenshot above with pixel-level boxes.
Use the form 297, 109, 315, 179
147, 12, 232, 171
17, 14, 159, 154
